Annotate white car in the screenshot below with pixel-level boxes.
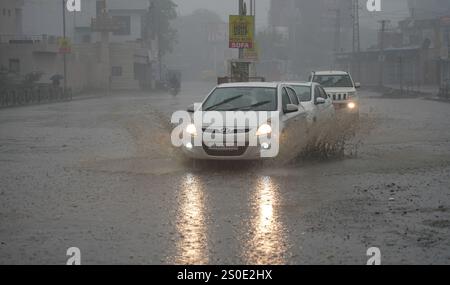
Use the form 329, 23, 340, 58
284, 82, 335, 126
309, 71, 360, 118
181, 82, 310, 160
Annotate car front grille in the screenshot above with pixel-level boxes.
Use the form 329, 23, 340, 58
331, 93, 348, 101
202, 143, 248, 156
201, 127, 251, 156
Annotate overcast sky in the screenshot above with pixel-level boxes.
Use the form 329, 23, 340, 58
172, 0, 271, 29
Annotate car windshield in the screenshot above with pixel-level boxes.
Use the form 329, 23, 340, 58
313, 75, 354, 88
291, 86, 311, 102
202, 87, 278, 111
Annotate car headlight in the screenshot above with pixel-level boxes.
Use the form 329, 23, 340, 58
185, 124, 197, 136
348, 92, 356, 98
256, 124, 272, 136
348, 102, 356, 109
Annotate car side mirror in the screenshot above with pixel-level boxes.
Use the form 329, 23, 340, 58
315, 97, 326, 105
354, 82, 361, 89
284, 104, 299, 114
187, 104, 196, 113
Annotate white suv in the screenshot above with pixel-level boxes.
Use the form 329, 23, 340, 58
309, 71, 360, 118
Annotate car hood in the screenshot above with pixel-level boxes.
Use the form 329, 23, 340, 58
192, 111, 280, 129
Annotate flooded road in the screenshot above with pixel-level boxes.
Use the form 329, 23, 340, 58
1, 82, 450, 264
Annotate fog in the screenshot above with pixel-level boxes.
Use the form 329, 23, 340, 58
8, 0, 450, 82
167, 0, 412, 80
173, 0, 271, 29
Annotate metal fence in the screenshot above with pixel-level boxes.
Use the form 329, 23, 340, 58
0, 85, 72, 108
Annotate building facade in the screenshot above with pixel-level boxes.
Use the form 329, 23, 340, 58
334, 1, 450, 90
0, 0, 24, 36
1, 0, 159, 92
408, 0, 450, 20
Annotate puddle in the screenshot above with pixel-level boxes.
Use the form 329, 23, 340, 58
82, 157, 184, 175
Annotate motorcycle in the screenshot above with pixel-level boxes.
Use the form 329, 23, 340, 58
166, 69, 182, 96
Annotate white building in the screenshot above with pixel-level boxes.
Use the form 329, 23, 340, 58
21, 0, 151, 43
0, 0, 24, 37
1, 0, 158, 91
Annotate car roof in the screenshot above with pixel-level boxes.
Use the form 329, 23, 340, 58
312, 70, 349, 75
217, 82, 279, 88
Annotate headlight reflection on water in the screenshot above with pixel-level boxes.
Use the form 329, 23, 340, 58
171, 174, 288, 265
244, 176, 288, 265
174, 173, 208, 264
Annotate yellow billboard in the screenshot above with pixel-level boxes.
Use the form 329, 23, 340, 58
229, 15, 254, 49
58, 38, 71, 54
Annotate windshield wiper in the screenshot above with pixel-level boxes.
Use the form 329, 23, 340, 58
204, 95, 243, 111
225, 100, 272, 111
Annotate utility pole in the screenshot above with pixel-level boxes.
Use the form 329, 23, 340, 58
447, 26, 450, 59
153, 0, 162, 82
352, 0, 361, 81
329, 3, 341, 70
238, 0, 245, 60
149, 0, 163, 83
62, 0, 67, 96
331, 7, 341, 55
399, 56, 403, 96
249, 0, 256, 77
378, 20, 389, 88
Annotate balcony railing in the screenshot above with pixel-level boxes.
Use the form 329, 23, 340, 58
0, 34, 62, 45
0, 34, 64, 53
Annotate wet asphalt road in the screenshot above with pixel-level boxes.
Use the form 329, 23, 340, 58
1, 82, 450, 265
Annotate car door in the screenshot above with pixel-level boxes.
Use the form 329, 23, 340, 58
280, 87, 295, 138
280, 86, 304, 149
312, 85, 325, 124
286, 86, 308, 133
290, 84, 315, 127
318, 85, 335, 121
